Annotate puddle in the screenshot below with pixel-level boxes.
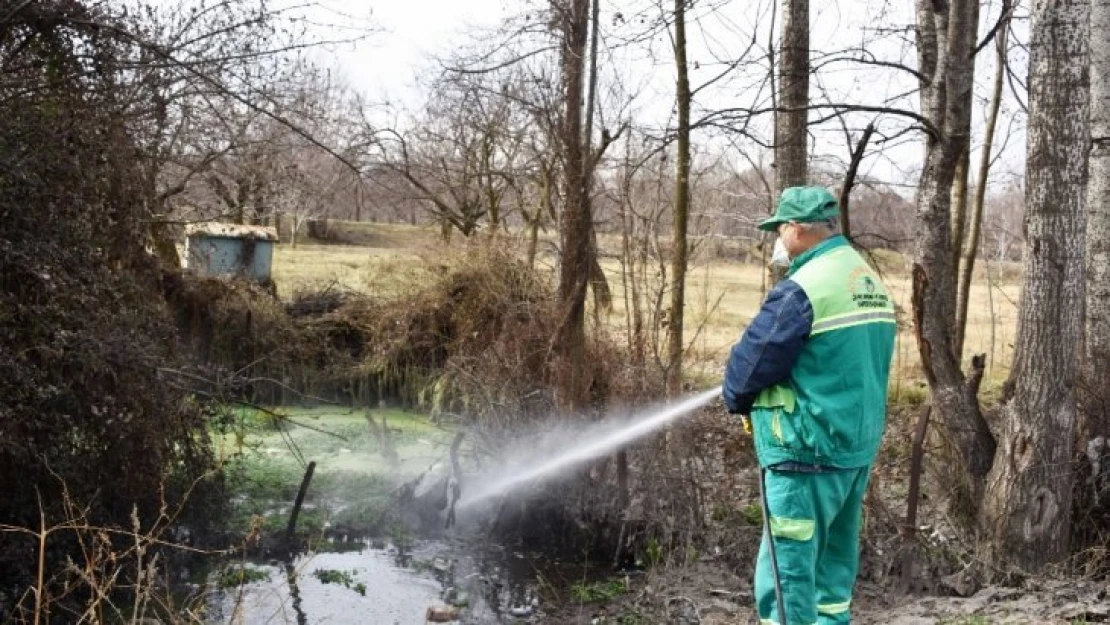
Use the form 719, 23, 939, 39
210, 406, 553, 624
211, 548, 443, 624
207, 540, 552, 624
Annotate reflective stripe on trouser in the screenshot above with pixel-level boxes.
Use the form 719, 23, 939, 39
754, 466, 871, 625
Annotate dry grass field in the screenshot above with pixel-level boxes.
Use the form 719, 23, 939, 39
271, 222, 1020, 398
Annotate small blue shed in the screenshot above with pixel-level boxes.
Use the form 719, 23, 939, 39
183, 223, 278, 282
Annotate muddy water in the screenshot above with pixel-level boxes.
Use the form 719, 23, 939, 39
211, 549, 442, 624
207, 539, 551, 624
209, 406, 550, 624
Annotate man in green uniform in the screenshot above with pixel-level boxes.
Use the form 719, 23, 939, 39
723, 187, 897, 625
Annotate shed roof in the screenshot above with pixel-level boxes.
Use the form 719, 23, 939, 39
184, 222, 279, 242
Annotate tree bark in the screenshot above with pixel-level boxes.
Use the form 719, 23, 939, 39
552, 0, 592, 412
949, 0, 983, 352
666, 0, 691, 397
950, 148, 971, 275
981, 0, 1089, 571
1082, 0, 1110, 444
912, 0, 996, 509
774, 0, 808, 194
956, 10, 1009, 361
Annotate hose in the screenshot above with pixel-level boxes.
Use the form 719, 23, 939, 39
758, 466, 788, 625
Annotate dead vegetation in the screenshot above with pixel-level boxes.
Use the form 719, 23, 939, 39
0, 3, 224, 615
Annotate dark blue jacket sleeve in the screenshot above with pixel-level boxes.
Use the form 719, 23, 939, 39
722, 279, 814, 414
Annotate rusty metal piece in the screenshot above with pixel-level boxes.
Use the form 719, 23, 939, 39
425, 605, 460, 622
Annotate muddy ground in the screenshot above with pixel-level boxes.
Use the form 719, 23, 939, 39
537, 562, 1109, 624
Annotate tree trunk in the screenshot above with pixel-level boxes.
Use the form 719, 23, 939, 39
775, 0, 808, 194
526, 213, 540, 270
552, 0, 592, 412
949, 0, 983, 343
839, 123, 875, 244
666, 0, 691, 397
912, 0, 996, 511
1082, 0, 1110, 444
981, 0, 1089, 570
950, 148, 971, 276
956, 11, 1009, 361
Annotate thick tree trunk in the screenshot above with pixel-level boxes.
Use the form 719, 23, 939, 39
552, 0, 592, 412
912, 0, 997, 511
956, 14, 1009, 361
1082, 0, 1110, 444
666, 0, 691, 397
774, 0, 808, 194
981, 0, 1089, 571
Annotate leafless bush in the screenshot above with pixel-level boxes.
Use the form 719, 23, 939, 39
0, 471, 236, 625
1, 1, 225, 606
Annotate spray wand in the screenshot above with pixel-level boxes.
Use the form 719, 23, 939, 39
740, 414, 788, 625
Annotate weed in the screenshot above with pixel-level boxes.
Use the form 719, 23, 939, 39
217, 565, 271, 588
311, 568, 366, 595
741, 502, 764, 526
570, 579, 628, 603
643, 537, 663, 569
710, 504, 732, 522
939, 617, 990, 625
892, 384, 929, 406
617, 611, 649, 625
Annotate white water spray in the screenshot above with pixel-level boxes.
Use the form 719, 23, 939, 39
458, 386, 721, 509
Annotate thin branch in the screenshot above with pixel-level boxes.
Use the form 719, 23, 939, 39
444, 45, 559, 75
699, 104, 939, 140
971, 0, 1014, 58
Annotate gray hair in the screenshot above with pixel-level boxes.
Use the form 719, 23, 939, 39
798, 216, 839, 235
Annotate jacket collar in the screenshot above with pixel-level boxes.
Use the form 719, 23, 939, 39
788, 235, 849, 276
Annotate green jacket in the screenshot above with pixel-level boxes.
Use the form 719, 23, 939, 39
723, 236, 897, 468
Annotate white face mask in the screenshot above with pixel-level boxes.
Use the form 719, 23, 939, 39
770, 237, 791, 268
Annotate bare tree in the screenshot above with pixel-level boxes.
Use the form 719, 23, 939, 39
775, 0, 809, 193
121, 1, 371, 255
910, 0, 997, 508
1082, 0, 1110, 444
666, 0, 692, 396
550, 0, 593, 411
981, 0, 1089, 569
955, 1, 1012, 360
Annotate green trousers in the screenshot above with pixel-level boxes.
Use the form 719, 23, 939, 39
754, 465, 871, 625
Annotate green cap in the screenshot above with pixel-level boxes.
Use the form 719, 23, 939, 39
758, 186, 840, 232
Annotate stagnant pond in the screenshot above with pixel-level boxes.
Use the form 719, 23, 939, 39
205, 405, 567, 624
207, 541, 549, 624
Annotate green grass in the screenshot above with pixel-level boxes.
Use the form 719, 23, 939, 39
570, 578, 628, 603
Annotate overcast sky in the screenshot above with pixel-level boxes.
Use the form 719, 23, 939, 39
250, 0, 1028, 195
